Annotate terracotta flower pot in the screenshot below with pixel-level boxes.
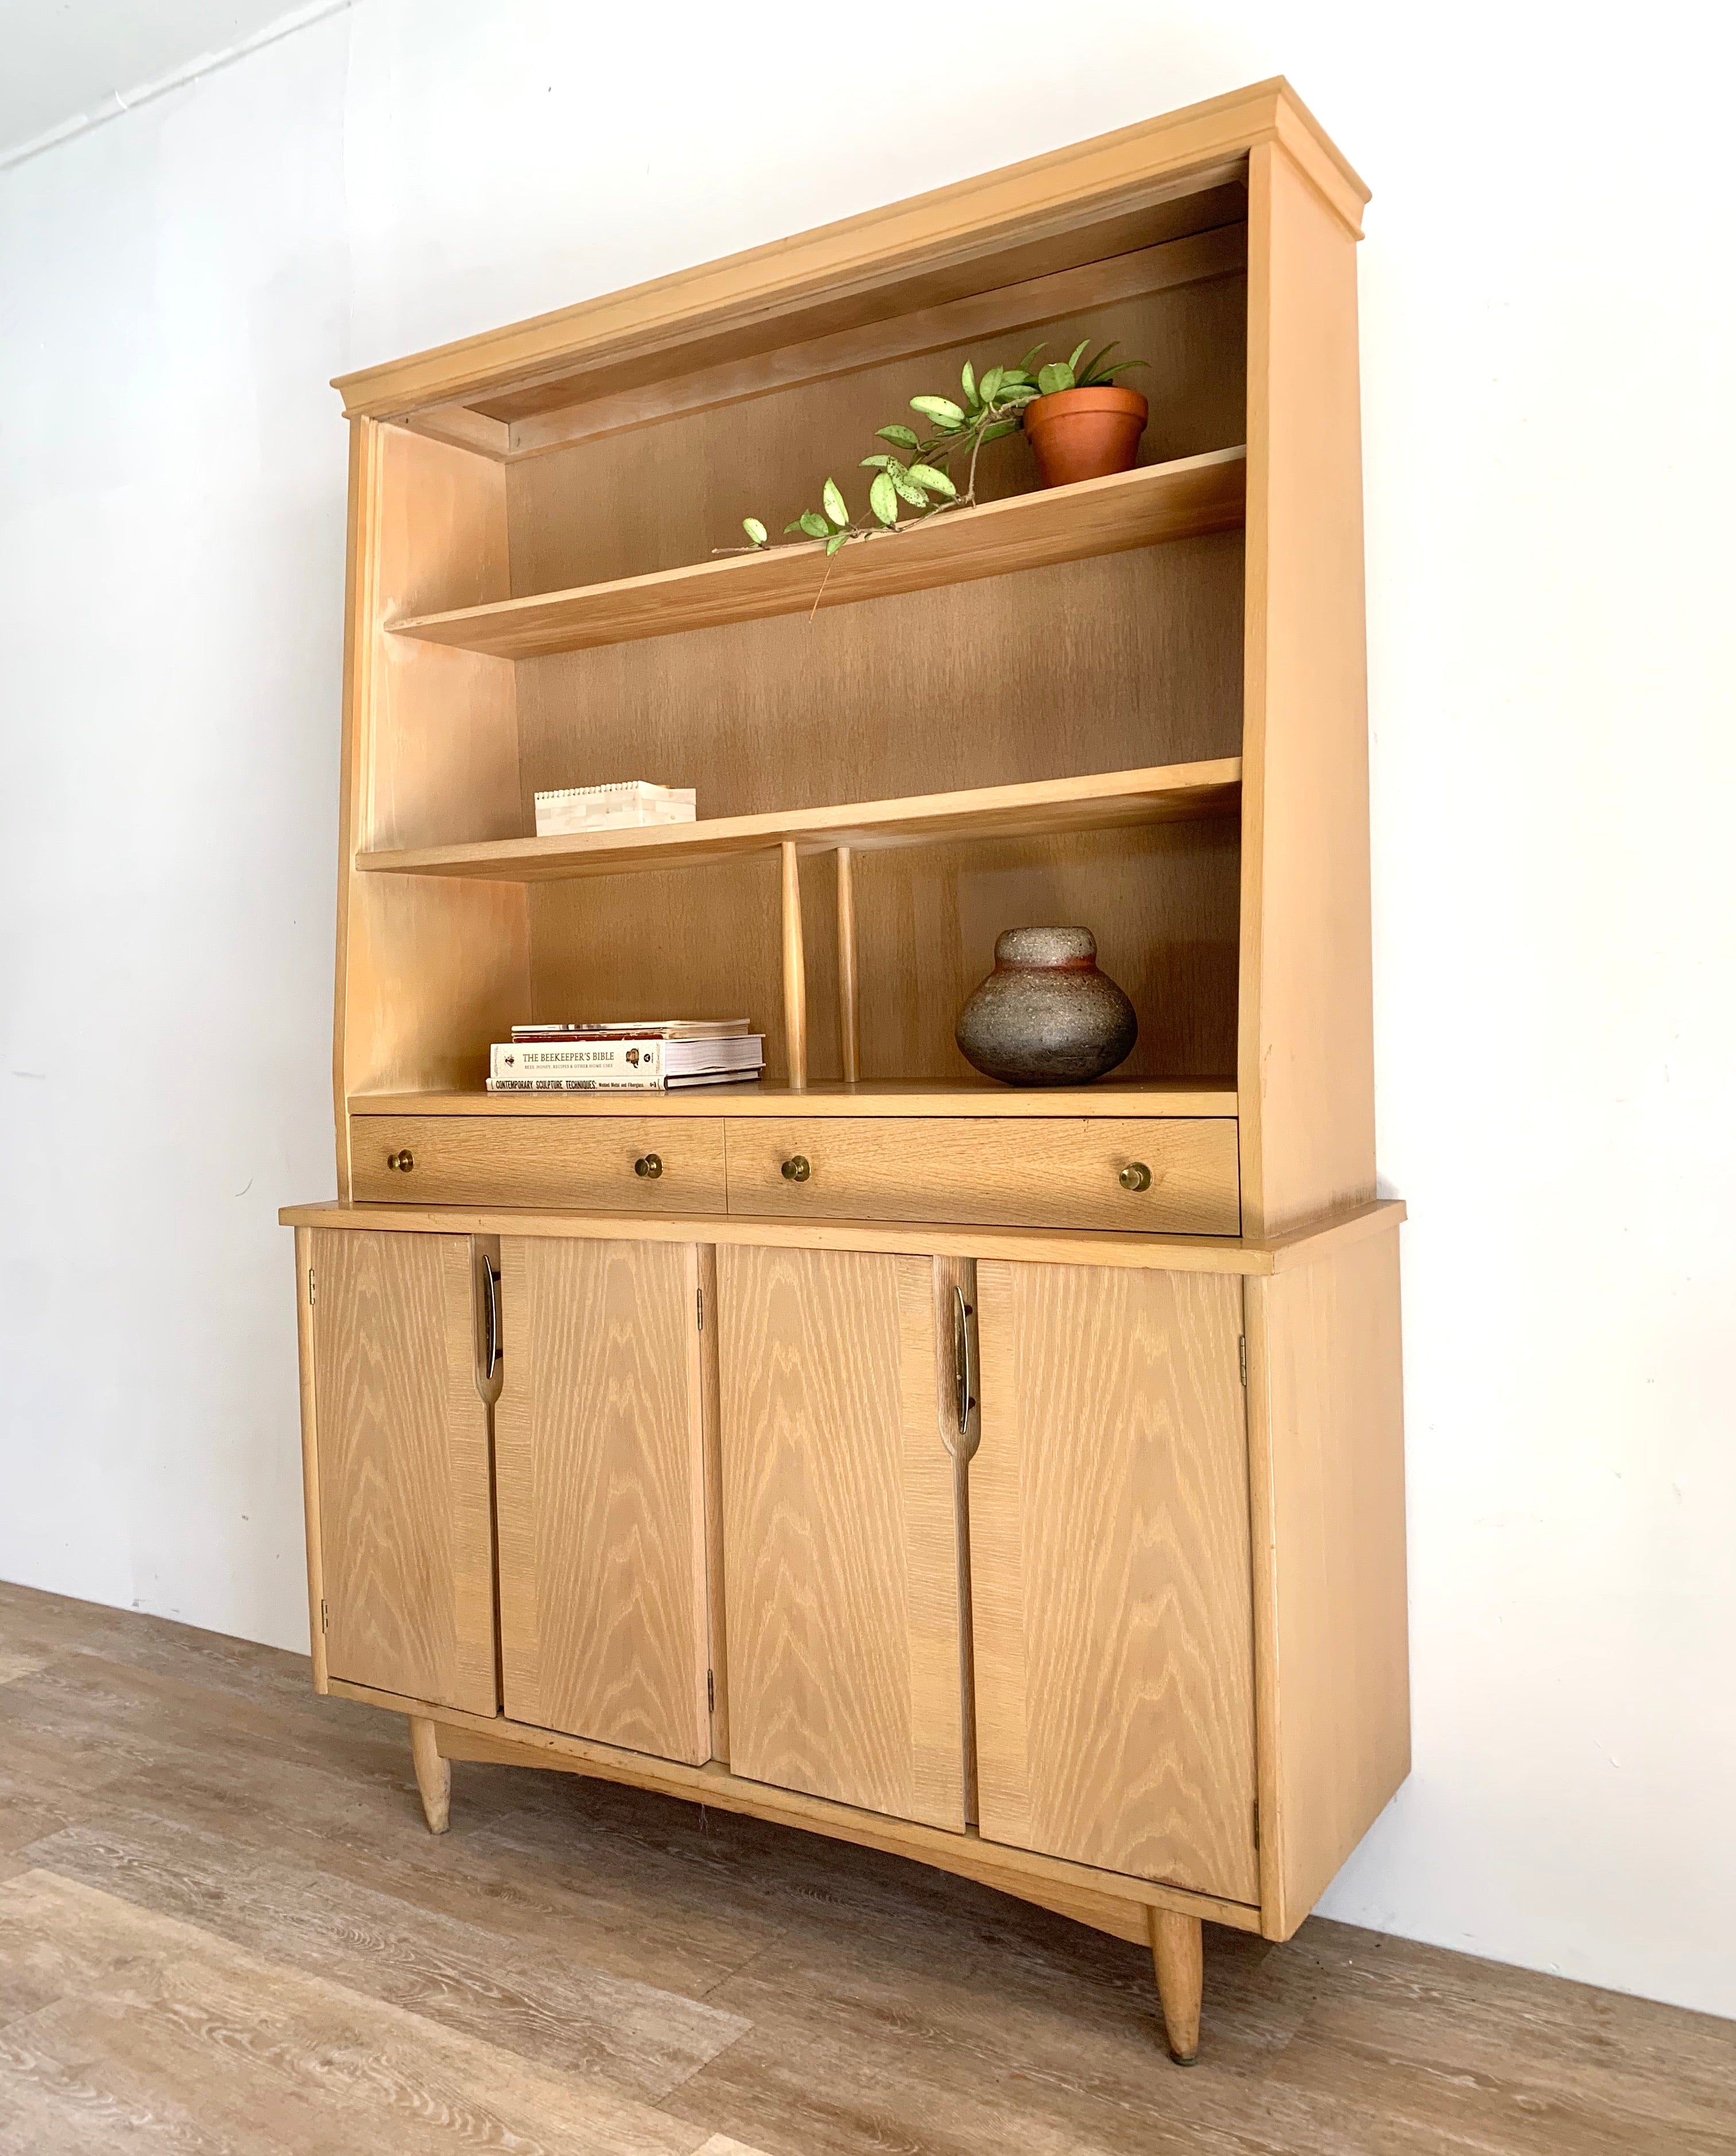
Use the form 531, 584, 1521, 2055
1022, 386, 1149, 487
955, 926, 1138, 1087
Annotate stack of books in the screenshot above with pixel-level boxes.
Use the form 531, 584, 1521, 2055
488, 1020, 764, 1092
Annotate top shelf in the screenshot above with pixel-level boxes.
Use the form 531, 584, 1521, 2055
390, 447, 1247, 661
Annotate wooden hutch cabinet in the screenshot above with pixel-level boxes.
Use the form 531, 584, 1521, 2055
283, 78, 1408, 2066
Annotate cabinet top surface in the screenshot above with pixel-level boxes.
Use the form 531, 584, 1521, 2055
281, 1195, 1404, 1276
331, 77, 1365, 423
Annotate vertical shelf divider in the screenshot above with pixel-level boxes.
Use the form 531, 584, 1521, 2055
836, 846, 861, 1085
780, 840, 808, 1090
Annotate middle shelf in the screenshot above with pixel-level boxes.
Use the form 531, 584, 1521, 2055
389, 445, 1248, 660
359, 757, 1242, 881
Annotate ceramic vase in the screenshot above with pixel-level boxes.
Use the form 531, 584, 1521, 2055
955, 926, 1138, 1086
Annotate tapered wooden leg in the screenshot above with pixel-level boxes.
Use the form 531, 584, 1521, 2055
408, 1715, 451, 1834
1149, 1909, 1203, 2064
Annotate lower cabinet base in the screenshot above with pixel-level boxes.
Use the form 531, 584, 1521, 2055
335, 1680, 1237, 2064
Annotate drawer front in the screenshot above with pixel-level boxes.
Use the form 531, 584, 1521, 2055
726, 1118, 1239, 1235
350, 1116, 727, 1212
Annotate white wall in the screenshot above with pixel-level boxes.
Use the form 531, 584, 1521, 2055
2, 0, 1731, 2021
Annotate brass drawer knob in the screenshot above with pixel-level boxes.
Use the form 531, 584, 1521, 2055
1119, 1160, 1152, 1192
781, 1154, 812, 1182
386, 1149, 415, 1173
634, 1153, 664, 1180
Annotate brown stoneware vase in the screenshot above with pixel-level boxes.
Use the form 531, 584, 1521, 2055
955, 926, 1138, 1087
1021, 386, 1148, 487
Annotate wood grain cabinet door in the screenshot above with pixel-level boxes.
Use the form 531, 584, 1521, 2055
309, 1229, 497, 1714
715, 1245, 965, 1831
493, 1238, 712, 1765
971, 1261, 1260, 1902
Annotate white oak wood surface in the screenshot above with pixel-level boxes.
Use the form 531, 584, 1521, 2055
349, 1077, 1238, 1119
331, 80, 1363, 420
308, 1229, 497, 1715
1244, 1214, 1409, 1937
970, 1260, 1260, 1901
350, 1114, 728, 1212
725, 1116, 1240, 1235
334, 421, 530, 1137
715, 1246, 964, 1829
281, 1195, 1406, 1278
392, 451, 1245, 658
358, 759, 1242, 882
494, 1238, 711, 1763
1235, 140, 1375, 1234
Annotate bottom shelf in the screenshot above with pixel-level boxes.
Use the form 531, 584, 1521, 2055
350, 1077, 1238, 1121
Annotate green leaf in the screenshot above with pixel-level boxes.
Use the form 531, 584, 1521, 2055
821, 478, 849, 529
742, 517, 768, 546
1037, 360, 1073, 395
797, 510, 830, 540
978, 365, 1005, 405
888, 464, 927, 506
1095, 358, 1148, 378
826, 530, 850, 555
998, 369, 1029, 387
877, 423, 920, 448
979, 417, 1021, 442
859, 453, 894, 470
1018, 343, 1045, 373
1068, 338, 1090, 373
960, 360, 976, 402
911, 394, 966, 424
869, 470, 900, 525
907, 463, 957, 498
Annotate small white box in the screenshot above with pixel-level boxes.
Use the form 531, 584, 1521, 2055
534, 781, 698, 837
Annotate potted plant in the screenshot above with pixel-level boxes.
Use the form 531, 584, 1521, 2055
735, 336, 1148, 559
1020, 340, 1149, 487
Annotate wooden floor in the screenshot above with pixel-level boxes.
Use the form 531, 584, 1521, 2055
0, 1582, 1730, 2155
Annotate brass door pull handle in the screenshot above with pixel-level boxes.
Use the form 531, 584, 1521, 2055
387, 1149, 415, 1173
781, 1154, 811, 1182
634, 1153, 664, 1180
1119, 1161, 1152, 1192
482, 1259, 502, 1386
953, 1285, 977, 1443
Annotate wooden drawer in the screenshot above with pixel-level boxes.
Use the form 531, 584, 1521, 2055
350, 1116, 727, 1212
725, 1118, 1239, 1235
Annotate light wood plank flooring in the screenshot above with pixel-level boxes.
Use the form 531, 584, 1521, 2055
0, 1580, 1730, 2153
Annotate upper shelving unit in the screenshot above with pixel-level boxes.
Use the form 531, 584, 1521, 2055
390, 447, 1247, 661
358, 758, 1242, 883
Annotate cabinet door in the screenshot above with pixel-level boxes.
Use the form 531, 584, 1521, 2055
971, 1261, 1259, 1901
309, 1229, 497, 1714
716, 1246, 964, 1830
494, 1238, 712, 1765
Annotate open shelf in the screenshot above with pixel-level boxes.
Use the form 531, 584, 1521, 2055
350, 1078, 1238, 1120
390, 447, 1247, 660
359, 758, 1242, 883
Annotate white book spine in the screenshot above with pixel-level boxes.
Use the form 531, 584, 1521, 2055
491, 1040, 664, 1081
486, 1077, 671, 1092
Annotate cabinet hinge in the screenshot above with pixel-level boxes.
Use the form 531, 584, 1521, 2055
319, 1598, 328, 1635
706, 1669, 715, 1715
307, 1266, 316, 1306
1252, 1797, 1261, 1851
1238, 1335, 1247, 1386
696, 1286, 704, 1332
